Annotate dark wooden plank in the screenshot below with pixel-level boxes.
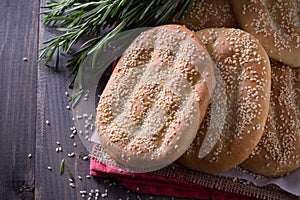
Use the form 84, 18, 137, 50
0, 0, 39, 199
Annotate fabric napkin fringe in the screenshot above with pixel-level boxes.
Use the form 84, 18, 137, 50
91, 144, 297, 200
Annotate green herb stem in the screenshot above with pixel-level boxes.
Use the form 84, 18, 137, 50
40, 0, 195, 87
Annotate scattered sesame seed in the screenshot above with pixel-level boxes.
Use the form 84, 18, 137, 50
66, 105, 70, 110
65, 91, 69, 96
82, 156, 89, 161
69, 183, 75, 188
70, 134, 74, 138
73, 143, 77, 147
45, 120, 50, 125
23, 57, 28, 61
28, 154, 32, 158
68, 152, 75, 157
86, 175, 91, 179
56, 141, 60, 145
47, 166, 52, 170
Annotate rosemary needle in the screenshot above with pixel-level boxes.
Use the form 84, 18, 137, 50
64, 161, 75, 181
60, 159, 65, 175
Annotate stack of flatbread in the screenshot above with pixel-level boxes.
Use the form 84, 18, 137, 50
96, 0, 300, 177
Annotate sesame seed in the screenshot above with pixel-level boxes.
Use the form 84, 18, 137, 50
47, 166, 52, 170
23, 57, 28, 61
45, 120, 50, 125
28, 154, 32, 158
82, 156, 89, 161
68, 152, 75, 157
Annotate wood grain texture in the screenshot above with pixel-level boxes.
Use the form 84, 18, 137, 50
0, 0, 39, 199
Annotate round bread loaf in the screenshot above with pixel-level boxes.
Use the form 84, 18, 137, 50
177, 0, 237, 31
231, 0, 300, 67
178, 28, 271, 174
96, 25, 215, 171
241, 60, 300, 177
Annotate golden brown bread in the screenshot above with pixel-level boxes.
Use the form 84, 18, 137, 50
231, 0, 300, 67
96, 25, 215, 171
178, 28, 271, 174
177, 0, 237, 31
241, 60, 300, 177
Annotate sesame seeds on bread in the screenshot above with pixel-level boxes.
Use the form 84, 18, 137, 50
241, 60, 300, 177
231, 0, 300, 67
96, 25, 215, 171
178, 28, 271, 174
177, 0, 237, 31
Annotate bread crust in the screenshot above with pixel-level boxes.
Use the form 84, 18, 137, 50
231, 0, 300, 67
241, 60, 300, 177
178, 28, 271, 174
96, 25, 215, 171
177, 0, 237, 31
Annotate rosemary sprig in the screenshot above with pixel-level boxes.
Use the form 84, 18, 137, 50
40, 0, 194, 87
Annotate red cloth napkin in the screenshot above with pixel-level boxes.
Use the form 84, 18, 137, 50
90, 158, 257, 200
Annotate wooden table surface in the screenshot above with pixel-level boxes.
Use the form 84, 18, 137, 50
0, 1, 180, 199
